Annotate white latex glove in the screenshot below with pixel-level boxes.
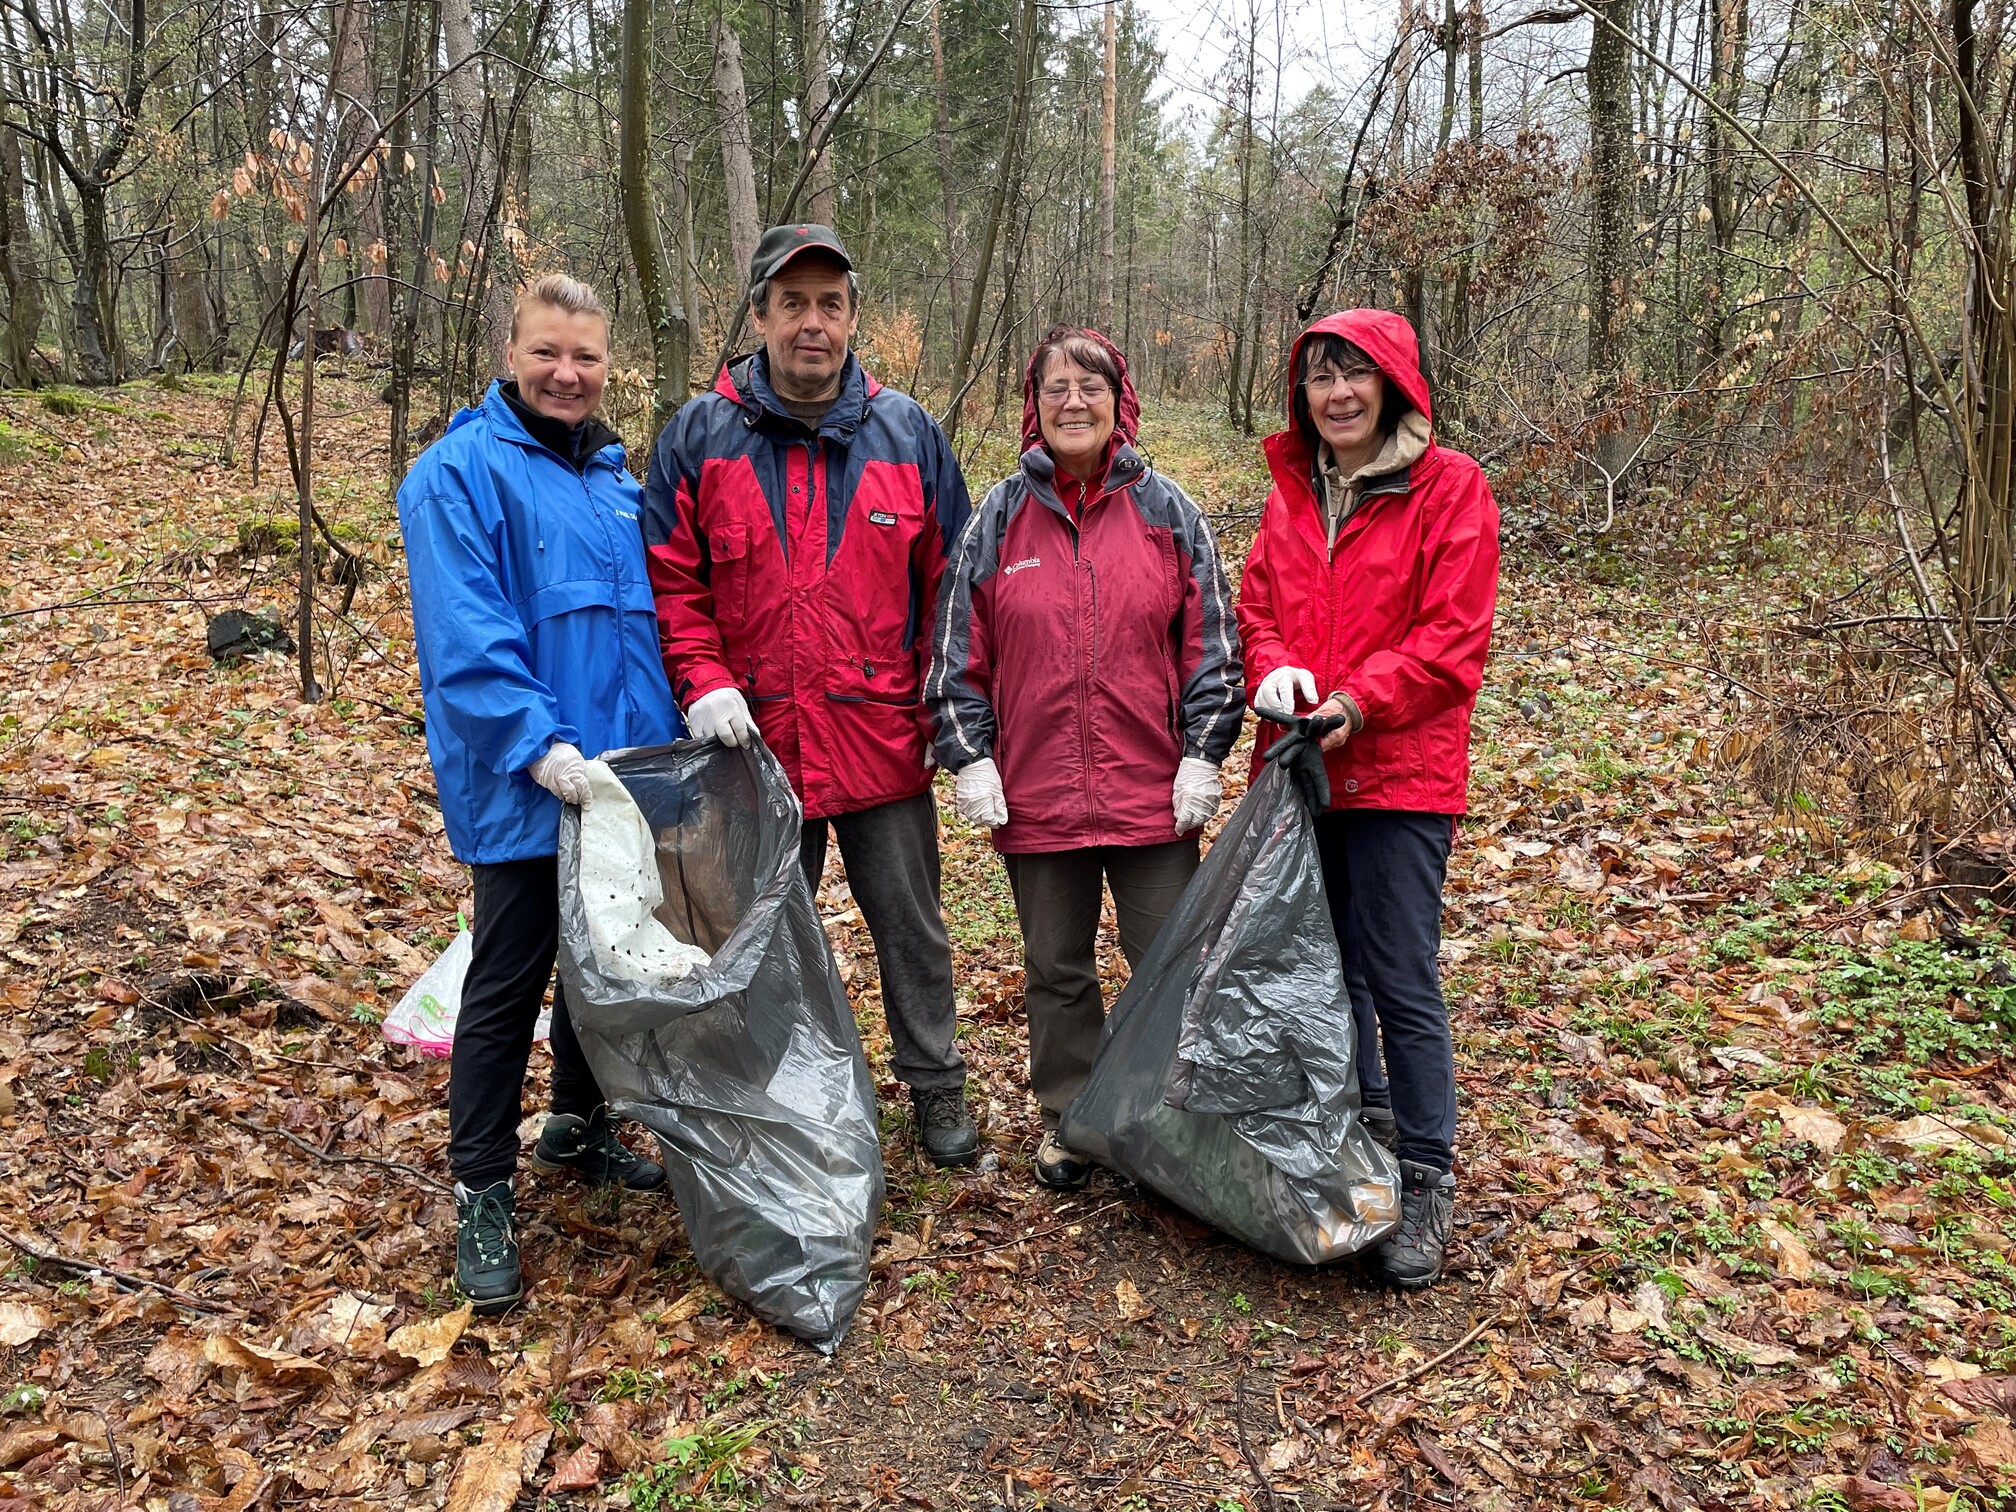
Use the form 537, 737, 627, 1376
687, 687, 756, 747
1254, 665, 1318, 721
529, 741, 592, 806
1172, 756, 1223, 834
953, 757, 1009, 828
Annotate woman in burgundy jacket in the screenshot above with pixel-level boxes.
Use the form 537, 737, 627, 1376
1237, 308, 1500, 1288
928, 327, 1244, 1189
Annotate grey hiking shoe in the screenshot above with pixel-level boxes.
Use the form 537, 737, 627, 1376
455, 1179, 523, 1315
530, 1109, 667, 1191
910, 1085, 979, 1167
1378, 1160, 1456, 1290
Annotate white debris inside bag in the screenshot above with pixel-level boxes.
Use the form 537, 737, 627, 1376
578, 761, 713, 986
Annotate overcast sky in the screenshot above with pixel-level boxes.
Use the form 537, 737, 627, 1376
1128, 0, 1391, 135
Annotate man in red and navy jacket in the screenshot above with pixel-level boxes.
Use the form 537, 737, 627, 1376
640, 224, 979, 1165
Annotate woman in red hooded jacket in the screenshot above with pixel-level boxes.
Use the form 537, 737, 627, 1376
1237, 309, 1500, 1288
929, 326, 1245, 1189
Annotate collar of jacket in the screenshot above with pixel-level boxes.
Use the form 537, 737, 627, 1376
478, 380, 622, 471
721, 349, 873, 441
1263, 424, 1426, 556
1018, 439, 1146, 518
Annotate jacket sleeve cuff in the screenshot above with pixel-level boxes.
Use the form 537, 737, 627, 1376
1328, 689, 1366, 731
678, 671, 738, 709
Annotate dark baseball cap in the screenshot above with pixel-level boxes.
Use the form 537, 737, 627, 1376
750, 223, 853, 288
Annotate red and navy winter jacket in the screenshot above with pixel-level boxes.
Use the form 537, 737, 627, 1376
927, 334, 1244, 853
1237, 309, 1501, 815
641, 351, 971, 819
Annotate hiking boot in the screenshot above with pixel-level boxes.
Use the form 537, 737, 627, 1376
1034, 1131, 1091, 1191
1378, 1160, 1456, 1290
910, 1085, 979, 1167
530, 1109, 668, 1192
455, 1179, 523, 1315
1361, 1106, 1398, 1154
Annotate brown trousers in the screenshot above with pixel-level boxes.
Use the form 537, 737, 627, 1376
1003, 839, 1200, 1128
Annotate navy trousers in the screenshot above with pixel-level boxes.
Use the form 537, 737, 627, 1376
447, 855, 606, 1188
1314, 809, 1458, 1172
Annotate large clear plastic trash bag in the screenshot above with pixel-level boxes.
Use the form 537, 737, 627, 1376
555, 740, 884, 1352
1058, 760, 1402, 1264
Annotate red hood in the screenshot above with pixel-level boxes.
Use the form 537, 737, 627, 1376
1283, 308, 1433, 431
1021, 328, 1141, 455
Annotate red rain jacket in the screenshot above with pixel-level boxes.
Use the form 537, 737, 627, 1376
641, 351, 971, 819
1236, 309, 1501, 814
927, 332, 1244, 852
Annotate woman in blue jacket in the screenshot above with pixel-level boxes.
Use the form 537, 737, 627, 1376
397, 274, 681, 1314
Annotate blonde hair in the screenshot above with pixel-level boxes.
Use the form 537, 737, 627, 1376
510, 273, 608, 341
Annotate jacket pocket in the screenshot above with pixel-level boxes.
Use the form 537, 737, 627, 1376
827, 651, 922, 706
708, 522, 750, 629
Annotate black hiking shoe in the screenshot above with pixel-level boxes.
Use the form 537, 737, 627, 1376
1034, 1132, 1091, 1191
1362, 1106, 1398, 1154
911, 1085, 979, 1167
530, 1109, 668, 1192
455, 1179, 523, 1315
1378, 1160, 1456, 1290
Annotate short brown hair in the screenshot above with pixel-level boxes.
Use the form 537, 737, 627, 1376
1030, 327, 1121, 393
510, 273, 608, 341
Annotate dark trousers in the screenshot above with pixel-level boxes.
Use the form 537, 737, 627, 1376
1003, 839, 1200, 1128
800, 791, 966, 1092
447, 855, 605, 1189
1314, 809, 1457, 1173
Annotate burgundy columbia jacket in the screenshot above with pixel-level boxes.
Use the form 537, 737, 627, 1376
927, 332, 1245, 852
1237, 309, 1501, 814
640, 351, 971, 819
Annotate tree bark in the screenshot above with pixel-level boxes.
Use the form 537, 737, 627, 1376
333, 0, 389, 333
1586, 0, 1635, 492
712, 16, 761, 283
1097, 0, 1117, 332
946, 0, 1038, 442
384, 0, 432, 493
442, 0, 511, 376
798, 0, 838, 225
1702, 0, 1747, 359
0, 127, 40, 383
619, 0, 688, 444
929, 0, 959, 330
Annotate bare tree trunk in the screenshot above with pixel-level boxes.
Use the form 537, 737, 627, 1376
1586, 0, 1635, 484
1701, 0, 1747, 359
798, 0, 838, 225
442, 0, 511, 376
333, 0, 388, 333
930, 0, 959, 331
946, 0, 1038, 442
1096, 0, 1117, 331
386, 0, 434, 492
1227, 1, 1258, 432
619, 0, 688, 444
0, 127, 40, 383
712, 16, 761, 282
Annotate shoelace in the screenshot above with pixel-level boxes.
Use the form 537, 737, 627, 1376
461, 1189, 516, 1265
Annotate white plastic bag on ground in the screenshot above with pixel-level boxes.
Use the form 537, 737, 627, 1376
381, 926, 550, 1057
578, 761, 712, 987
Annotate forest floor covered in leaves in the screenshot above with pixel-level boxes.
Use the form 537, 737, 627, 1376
3, 373, 2016, 1512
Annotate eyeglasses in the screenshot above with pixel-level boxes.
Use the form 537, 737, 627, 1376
1303, 366, 1380, 395
1039, 380, 1112, 405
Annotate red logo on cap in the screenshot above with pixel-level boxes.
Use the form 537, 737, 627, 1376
796, 227, 809, 236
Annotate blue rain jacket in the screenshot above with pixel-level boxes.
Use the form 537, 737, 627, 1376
398, 381, 681, 864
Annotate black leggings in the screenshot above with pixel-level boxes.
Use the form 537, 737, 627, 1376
446, 855, 605, 1188
1314, 808, 1458, 1172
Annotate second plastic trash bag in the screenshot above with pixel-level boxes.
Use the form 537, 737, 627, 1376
555, 740, 885, 1352
1058, 757, 1402, 1264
